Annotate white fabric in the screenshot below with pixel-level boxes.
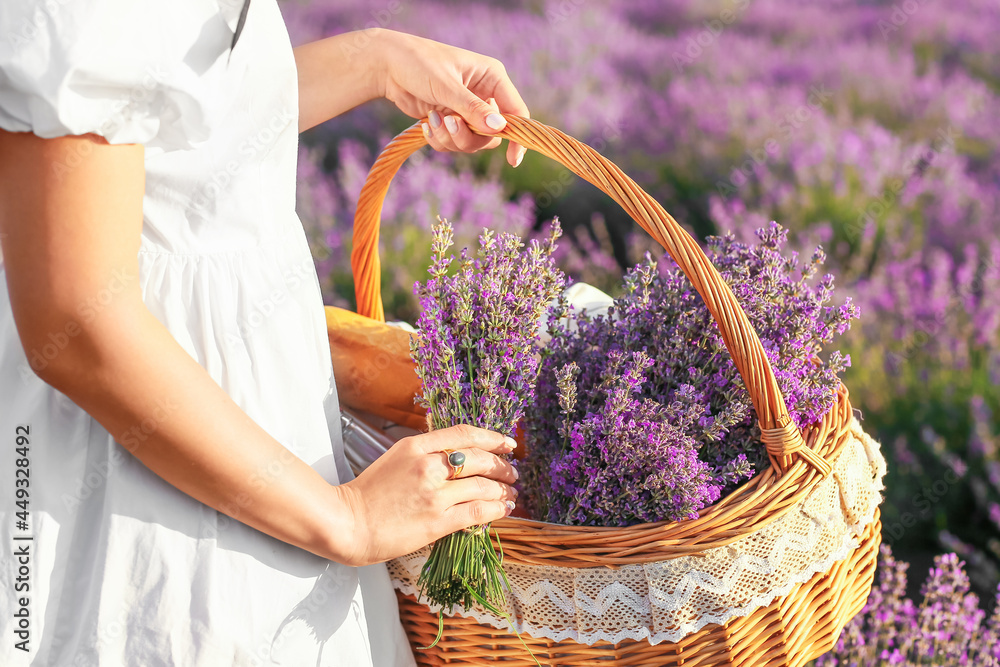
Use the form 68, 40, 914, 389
561, 282, 614, 318
538, 282, 614, 343
0, 1, 414, 665
389, 418, 886, 646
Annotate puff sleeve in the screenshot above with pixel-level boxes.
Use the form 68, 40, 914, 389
0, 0, 243, 147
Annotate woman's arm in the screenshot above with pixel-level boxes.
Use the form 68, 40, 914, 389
0, 129, 517, 567
293, 31, 383, 132
294, 28, 530, 167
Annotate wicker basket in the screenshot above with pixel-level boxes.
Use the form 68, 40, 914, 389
348, 115, 885, 666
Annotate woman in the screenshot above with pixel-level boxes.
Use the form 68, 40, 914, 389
0, 1, 527, 664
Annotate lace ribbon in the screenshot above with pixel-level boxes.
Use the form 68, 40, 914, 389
389, 418, 886, 646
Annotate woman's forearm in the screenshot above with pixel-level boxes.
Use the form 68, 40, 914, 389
294, 29, 388, 132
50, 305, 357, 562
0, 130, 358, 565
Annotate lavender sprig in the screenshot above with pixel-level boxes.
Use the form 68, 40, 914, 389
411, 218, 565, 619
546, 350, 724, 526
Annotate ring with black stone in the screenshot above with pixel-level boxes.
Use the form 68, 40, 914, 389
442, 448, 466, 480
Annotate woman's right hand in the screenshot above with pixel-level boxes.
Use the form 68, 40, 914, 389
334, 425, 519, 566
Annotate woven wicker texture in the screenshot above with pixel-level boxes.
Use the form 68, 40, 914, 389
349, 115, 884, 665
394, 515, 880, 667
389, 417, 885, 648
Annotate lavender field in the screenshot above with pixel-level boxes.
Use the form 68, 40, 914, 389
282, 0, 1000, 659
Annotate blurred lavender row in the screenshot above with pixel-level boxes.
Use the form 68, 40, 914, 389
282, 0, 1000, 601
817, 545, 1000, 666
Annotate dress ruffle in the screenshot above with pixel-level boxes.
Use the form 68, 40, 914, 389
0, 0, 243, 146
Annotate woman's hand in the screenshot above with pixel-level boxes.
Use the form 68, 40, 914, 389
334, 425, 519, 566
293, 29, 530, 167
371, 30, 530, 168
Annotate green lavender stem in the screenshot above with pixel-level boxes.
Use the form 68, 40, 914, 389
416, 525, 506, 616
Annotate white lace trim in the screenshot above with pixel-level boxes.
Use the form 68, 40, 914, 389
393, 530, 865, 645
390, 418, 886, 646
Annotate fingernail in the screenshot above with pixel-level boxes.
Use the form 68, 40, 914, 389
512, 466, 520, 481
428, 110, 442, 129
503, 436, 517, 451
485, 113, 506, 130
421, 122, 431, 140
505, 500, 516, 515
514, 146, 526, 168
512, 487, 519, 500
444, 115, 459, 135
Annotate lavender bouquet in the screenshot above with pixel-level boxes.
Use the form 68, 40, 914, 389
410, 218, 565, 619
523, 222, 859, 527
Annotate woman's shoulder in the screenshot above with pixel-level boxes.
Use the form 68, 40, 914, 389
0, 0, 248, 146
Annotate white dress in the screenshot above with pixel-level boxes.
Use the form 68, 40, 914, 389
0, 1, 414, 665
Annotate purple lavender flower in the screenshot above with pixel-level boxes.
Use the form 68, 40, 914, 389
817, 546, 1000, 666
523, 222, 856, 525
412, 218, 566, 437
542, 351, 723, 526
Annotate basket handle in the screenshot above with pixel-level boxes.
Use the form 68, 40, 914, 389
350, 115, 830, 478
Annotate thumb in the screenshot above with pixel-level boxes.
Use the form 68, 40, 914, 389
451, 90, 507, 135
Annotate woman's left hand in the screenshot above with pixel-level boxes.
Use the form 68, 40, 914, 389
372, 29, 530, 168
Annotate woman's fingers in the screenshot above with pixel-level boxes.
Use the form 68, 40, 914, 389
423, 110, 502, 153
443, 475, 516, 506
341, 423, 519, 564
444, 112, 502, 152
377, 31, 529, 165
440, 447, 518, 485
411, 423, 516, 456
442, 499, 515, 533
433, 57, 527, 167
434, 63, 509, 136
477, 68, 531, 167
